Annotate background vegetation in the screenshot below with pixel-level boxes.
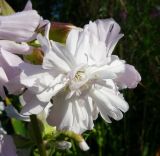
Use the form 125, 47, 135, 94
5, 0, 160, 155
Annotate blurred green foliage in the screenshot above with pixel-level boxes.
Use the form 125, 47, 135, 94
5, 0, 160, 155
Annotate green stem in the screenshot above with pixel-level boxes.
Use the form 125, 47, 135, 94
30, 115, 47, 156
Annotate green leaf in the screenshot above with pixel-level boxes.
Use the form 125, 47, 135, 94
11, 119, 27, 137
0, 0, 15, 16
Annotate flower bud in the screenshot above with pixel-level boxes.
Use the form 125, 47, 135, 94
56, 141, 72, 150
78, 139, 90, 151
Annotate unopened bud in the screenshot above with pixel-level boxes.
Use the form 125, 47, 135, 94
79, 139, 90, 151
49, 22, 77, 43
56, 141, 72, 150
60, 130, 90, 151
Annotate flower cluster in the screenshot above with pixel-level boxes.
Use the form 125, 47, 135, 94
0, 0, 141, 155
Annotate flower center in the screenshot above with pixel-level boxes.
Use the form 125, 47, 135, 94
67, 68, 89, 92
73, 71, 85, 81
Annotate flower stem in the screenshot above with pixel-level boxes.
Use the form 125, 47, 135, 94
30, 115, 47, 156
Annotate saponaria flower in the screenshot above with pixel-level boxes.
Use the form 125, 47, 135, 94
0, 1, 44, 42
20, 19, 141, 134
0, 1, 49, 99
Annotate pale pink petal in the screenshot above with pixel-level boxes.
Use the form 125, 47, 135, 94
0, 48, 22, 67
38, 20, 50, 33
0, 48, 23, 95
23, 0, 32, 11
0, 135, 17, 156
115, 64, 141, 89
0, 10, 41, 42
5, 75, 24, 95
0, 40, 32, 55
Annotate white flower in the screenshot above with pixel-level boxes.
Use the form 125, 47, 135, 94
20, 19, 141, 134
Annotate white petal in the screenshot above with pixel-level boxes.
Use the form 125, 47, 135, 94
86, 65, 116, 80
47, 93, 94, 134
44, 22, 51, 39
37, 34, 71, 72
85, 19, 123, 56
20, 63, 57, 94
74, 98, 94, 132
89, 86, 128, 122
50, 40, 76, 68
107, 34, 124, 56
100, 87, 129, 112
75, 31, 90, 65
66, 28, 80, 56
36, 74, 68, 102
37, 34, 51, 52
105, 59, 126, 75
97, 19, 119, 43
20, 90, 47, 115
47, 94, 74, 131
88, 96, 99, 120
89, 37, 107, 65
84, 21, 98, 39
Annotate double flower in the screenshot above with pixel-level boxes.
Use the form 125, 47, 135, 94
0, 1, 141, 136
